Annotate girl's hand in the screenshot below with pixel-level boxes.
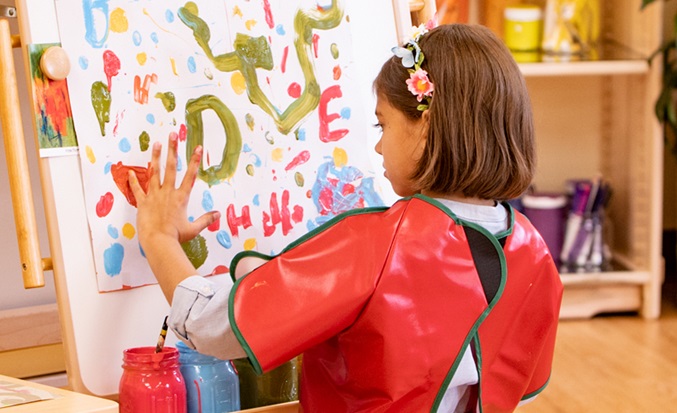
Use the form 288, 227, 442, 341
127, 135, 219, 303
129, 136, 220, 250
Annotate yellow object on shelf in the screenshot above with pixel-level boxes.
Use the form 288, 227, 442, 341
504, 5, 543, 51
542, 0, 600, 56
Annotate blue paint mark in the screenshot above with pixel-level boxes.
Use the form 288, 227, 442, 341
83, 0, 109, 48
187, 56, 196, 73
104, 161, 112, 174
165, 9, 175, 23
146, 113, 155, 124
243, 143, 252, 153
119, 138, 131, 153
177, 156, 183, 172
107, 224, 119, 239
78, 56, 89, 70
297, 128, 306, 141
275, 24, 285, 35
202, 190, 214, 211
188, 216, 194, 222
340, 107, 351, 119
132, 30, 142, 46
306, 219, 317, 231
310, 160, 384, 226
252, 194, 260, 206
103, 243, 124, 276
249, 153, 262, 167
216, 230, 232, 249
139, 244, 145, 258
150, 32, 159, 44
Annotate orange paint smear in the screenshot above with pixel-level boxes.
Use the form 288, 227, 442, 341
110, 162, 151, 207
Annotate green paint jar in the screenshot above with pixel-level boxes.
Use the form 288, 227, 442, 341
504, 5, 542, 52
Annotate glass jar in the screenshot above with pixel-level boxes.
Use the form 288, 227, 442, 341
176, 341, 240, 413
119, 346, 187, 413
232, 356, 300, 409
504, 5, 543, 52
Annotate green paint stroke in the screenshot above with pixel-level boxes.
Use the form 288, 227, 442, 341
245, 113, 255, 131
139, 131, 150, 151
178, 0, 343, 135
155, 91, 176, 112
91, 81, 111, 136
185, 95, 242, 186
330, 43, 339, 59
181, 234, 208, 269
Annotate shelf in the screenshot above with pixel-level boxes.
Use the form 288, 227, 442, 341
560, 271, 651, 287
514, 40, 650, 77
519, 59, 648, 77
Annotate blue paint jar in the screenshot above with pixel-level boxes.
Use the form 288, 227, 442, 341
176, 341, 240, 413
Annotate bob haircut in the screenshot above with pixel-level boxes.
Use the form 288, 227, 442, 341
373, 24, 535, 201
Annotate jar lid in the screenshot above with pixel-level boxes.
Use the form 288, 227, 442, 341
522, 193, 567, 209
504, 5, 542, 22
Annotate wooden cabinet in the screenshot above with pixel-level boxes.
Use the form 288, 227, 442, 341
412, 1, 665, 319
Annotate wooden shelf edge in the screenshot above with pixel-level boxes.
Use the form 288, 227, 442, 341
519, 59, 648, 77
559, 270, 651, 286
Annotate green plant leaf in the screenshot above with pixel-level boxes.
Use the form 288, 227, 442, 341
641, 0, 658, 10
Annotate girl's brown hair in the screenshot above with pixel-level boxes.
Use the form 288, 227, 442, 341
373, 24, 535, 200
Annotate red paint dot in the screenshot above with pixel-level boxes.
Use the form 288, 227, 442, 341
288, 82, 301, 98
333, 65, 342, 80
96, 192, 114, 217
208, 217, 220, 232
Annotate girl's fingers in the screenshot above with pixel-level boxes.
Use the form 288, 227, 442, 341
164, 135, 179, 188
128, 170, 145, 204
148, 141, 162, 190
189, 211, 221, 237
180, 145, 202, 195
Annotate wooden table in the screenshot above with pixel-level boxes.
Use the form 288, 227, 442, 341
0, 375, 118, 412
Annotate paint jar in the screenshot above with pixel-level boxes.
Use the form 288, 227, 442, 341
504, 5, 543, 52
119, 346, 187, 413
233, 356, 300, 409
522, 193, 568, 266
176, 341, 240, 413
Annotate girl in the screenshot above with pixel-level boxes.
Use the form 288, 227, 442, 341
130, 24, 562, 413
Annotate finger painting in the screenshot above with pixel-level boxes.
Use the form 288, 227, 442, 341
27, 43, 78, 156
54, 0, 385, 292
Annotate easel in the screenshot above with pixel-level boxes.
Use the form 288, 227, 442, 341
1, 0, 436, 408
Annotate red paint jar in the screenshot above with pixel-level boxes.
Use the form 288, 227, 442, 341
119, 346, 187, 413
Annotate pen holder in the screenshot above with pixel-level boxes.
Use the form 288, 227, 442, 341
522, 193, 568, 266
119, 346, 187, 413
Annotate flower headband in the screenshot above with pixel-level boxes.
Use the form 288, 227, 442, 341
391, 21, 436, 111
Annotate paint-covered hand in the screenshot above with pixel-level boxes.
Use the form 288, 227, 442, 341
129, 136, 220, 250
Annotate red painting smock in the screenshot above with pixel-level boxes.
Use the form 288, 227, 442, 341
228, 195, 562, 412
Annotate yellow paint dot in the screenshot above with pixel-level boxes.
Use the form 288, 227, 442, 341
245, 19, 257, 30
230, 72, 246, 95
333, 147, 348, 168
271, 148, 284, 162
233, 5, 242, 17
243, 238, 257, 250
110, 8, 129, 33
136, 52, 147, 66
86, 145, 96, 163
122, 223, 136, 239
170, 58, 178, 76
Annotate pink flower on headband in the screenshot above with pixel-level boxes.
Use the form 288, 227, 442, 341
406, 69, 434, 103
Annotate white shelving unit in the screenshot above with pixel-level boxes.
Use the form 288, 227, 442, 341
411, 1, 665, 319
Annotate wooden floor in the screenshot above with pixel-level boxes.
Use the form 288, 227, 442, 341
516, 282, 677, 413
